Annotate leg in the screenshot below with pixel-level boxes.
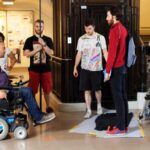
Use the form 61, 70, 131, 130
19, 87, 43, 121
19, 87, 55, 124
79, 69, 92, 118
91, 71, 103, 115
95, 90, 102, 104
84, 90, 92, 118
110, 67, 126, 130
44, 93, 51, 108
95, 90, 103, 115
28, 71, 40, 95
122, 74, 129, 128
41, 72, 53, 112
84, 90, 92, 111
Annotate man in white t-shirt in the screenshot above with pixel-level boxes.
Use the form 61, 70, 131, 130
0, 32, 17, 74
73, 19, 108, 118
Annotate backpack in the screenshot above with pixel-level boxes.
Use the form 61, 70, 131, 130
126, 35, 137, 67
119, 26, 137, 68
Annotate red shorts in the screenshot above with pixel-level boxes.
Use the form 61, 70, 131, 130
28, 71, 53, 95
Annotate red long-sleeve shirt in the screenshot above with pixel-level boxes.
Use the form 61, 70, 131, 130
106, 22, 127, 74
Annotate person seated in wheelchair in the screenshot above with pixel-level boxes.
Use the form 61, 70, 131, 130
0, 41, 55, 124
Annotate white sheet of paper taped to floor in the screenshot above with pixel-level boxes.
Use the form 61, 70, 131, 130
69, 113, 144, 138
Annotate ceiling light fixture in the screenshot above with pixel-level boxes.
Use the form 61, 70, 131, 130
2, 0, 14, 5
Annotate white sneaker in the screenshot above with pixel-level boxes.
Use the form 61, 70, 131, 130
97, 107, 103, 115
36, 112, 56, 124
84, 111, 92, 119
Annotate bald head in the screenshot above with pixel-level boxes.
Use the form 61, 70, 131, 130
0, 42, 5, 58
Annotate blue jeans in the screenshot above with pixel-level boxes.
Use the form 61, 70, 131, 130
8, 87, 43, 121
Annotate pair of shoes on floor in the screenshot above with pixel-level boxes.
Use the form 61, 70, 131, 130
36, 112, 56, 124
97, 107, 103, 115
46, 106, 54, 113
84, 108, 103, 119
106, 126, 128, 135
84, 111, 92, 119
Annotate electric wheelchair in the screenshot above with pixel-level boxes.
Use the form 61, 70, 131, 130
139, 92, 150, 124
0, 80, 29, 140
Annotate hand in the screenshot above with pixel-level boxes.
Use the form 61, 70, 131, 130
0, 90, 7, 99
38, 38, 46, 47
33, 44, 42, 52
4, 64, 12, 72
73, 67, 78, 77
104, 73, 110, 82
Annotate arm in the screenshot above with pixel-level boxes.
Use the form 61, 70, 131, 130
100, 36, 108, 62
0, 90, 7, 99
23, 38, 42, 58
42, 45, 54, 56
7, 52, 17, 71
106, 30, 119, 74
104, 29, 119, 82
73, 51, 82, 77
38, 38, 54, 56
102, 49, 108, 62
23, 49, 41, 58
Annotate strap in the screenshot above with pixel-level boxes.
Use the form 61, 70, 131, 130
96, 34, 102, 49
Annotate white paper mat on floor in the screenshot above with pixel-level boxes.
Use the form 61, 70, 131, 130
69, 113, 144, 138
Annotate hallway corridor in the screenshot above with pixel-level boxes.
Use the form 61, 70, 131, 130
0, 110, 150, 150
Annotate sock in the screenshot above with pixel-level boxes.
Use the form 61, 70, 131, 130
87, 108, 91, 113
97, 103, 102, 109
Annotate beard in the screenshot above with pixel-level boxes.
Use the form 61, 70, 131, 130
35, 30, 43, 35
107, 19, 114, 26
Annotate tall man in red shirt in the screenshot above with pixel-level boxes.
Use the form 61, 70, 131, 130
105, 7, 129, 134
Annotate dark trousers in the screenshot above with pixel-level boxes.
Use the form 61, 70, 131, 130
110, 66, 128, 130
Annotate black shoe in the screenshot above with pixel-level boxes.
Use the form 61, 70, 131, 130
46, 106, 54, 113
145, 94, 150, 100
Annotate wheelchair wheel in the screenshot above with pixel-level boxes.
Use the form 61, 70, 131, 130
14, 126, 27, 140
139, 112, 143, 125
0, 118, 9, 140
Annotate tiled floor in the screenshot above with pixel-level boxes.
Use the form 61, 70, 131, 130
0, 110, 150, 150
1, 68, 149, 150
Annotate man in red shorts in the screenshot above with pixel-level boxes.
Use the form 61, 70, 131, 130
23, 19, 54, 114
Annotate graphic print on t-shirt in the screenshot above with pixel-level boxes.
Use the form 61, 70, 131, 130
81, 37, 102, 71
33, 41, 46, 64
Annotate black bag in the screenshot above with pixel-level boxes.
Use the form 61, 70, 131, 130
95, 112, 133, 131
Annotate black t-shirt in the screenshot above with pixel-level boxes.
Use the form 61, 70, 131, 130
23, 35, 54, 72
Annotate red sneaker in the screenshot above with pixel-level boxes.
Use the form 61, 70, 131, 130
106, 127, 126, 135
125, 127, 129, 133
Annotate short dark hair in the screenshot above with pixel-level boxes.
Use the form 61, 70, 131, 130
84, 19, 95, 27
0, 32, 5, 41
34, 19, 44, 24
107, 6, 122, 20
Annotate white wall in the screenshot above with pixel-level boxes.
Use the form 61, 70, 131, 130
0, 0, 53, 67
0, 0, 53, 37
140, 0, 150, 35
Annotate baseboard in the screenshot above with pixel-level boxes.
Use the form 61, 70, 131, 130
50, 93, 140, 112
50, 93, 86, 112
